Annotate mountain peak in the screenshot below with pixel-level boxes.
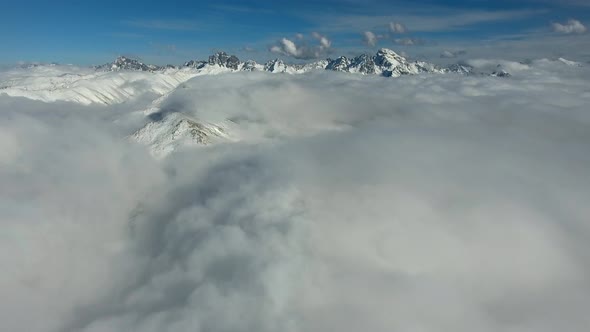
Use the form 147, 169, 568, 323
326, 56, 351, 72
97, 56, 160, 72
208, 51, 240, 69
264, 59, 287, 73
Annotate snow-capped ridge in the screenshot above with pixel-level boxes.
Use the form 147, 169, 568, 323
96, 56, 169, 72
208, 52, 241, 70
326, 56, 351, 72
323, 48, 445, 77
94, 48, 467, 78
131, 111, 232, 157
2, 49, 524, 106
264, 59, 286, 73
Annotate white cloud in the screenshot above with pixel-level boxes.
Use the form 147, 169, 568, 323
394, 37, 423, 45
389, 21, 407, 33
362, 31, 378, 46
312, 31, 332, 49
440, 50, 467, 58
270, 33, 332, 59
2, 59, 590, 332
281, 38, 299, 55
552, 19, 587, 34
440, 50, 456, 58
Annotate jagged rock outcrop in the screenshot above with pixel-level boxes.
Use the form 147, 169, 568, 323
264, 59, 289, 73
241, 60, 263, 71
326, 56, 351, 72
184, 60, 207, 69
491, 70, 511, 77
445, 63, 474, 75
208, 52, 241, 70
96, 56, 160, 72
349, 54, 377, 74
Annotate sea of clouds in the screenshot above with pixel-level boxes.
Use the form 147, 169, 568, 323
1, 60, 590, 332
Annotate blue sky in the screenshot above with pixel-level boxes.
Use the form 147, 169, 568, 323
1, 0, 589, 65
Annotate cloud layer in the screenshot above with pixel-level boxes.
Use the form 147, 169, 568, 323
2, 59, 590, 332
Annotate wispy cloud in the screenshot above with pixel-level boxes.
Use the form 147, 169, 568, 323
527, 0, 590, 7
312, 9, 545, 33
108, 32, 145, 39
389, 22, 407, 34
210, 4, 275, 14
440, 49, 467, 58
362, 31, 378, 46
242, 46, 258, 52
394, 37, 424, 46
123, 19, 202, 31
149, 42, 178, 55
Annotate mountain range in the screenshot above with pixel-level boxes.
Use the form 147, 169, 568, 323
96, 48, 488, 77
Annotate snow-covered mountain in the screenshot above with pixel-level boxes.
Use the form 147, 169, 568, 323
445, 63, 474, 75
96, 56, 170, 72
21, 48, 520, 82
0, 65, 198, 105
208, 51, 241, 70
131, 112, 232, 158
263, 59, 310, 74
326, 49, 447, 77
180, 49, 447, 77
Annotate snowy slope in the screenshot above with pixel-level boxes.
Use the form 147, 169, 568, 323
0, 65, 198, 105
131, 112, 233, 158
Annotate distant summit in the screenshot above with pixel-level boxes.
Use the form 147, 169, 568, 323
208, 52, 241, 70
96, 56, 175, 72
324, 48, 447, 77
